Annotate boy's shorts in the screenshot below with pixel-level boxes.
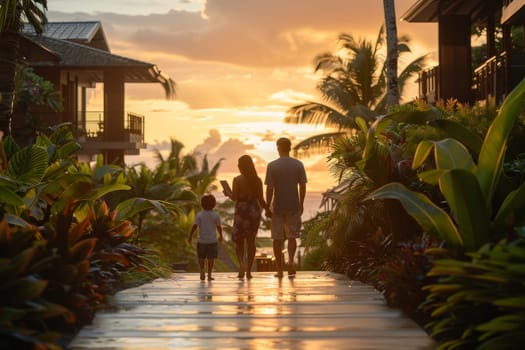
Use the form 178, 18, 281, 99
197, 242, 218, 259
270, 211, 301, 240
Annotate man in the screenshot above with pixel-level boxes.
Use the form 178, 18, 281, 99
264, 137, 307, 278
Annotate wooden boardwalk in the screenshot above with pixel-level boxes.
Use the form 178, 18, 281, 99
69, 272, 435, 349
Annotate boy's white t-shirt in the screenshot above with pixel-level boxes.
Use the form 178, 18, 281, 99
194, 210, 221, 243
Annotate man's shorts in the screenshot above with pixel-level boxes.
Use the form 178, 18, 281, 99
197, 242, 218, 259
270, 211, 301, 240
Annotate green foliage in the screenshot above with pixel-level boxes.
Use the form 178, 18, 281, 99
376, 235, 437, 325
0, 221, 74, 348
0, 125, 166, 349
300, 211, 330, 270
307, 170, 422, 274
318, 67, 525, 350
424, 236, 525, 350
368, 78, 525, 252
14, 66, 62, 112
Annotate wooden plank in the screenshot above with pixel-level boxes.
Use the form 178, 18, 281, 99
69, 272, 435, 350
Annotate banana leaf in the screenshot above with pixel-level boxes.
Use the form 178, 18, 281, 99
493, 181, 525, 229
412, 140, 435, 169
0, 185, 23, 206
115, 197, 176, 221
433, 139, 477, 171
428, 119, 482, 155
476, 78, 525, 207
438, 169, 489, 251
367, 182, 463, 247
6, 145, 48, 185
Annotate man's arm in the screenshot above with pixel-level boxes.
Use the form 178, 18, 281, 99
266, 185, 274, 217
299, 182, 306, 215
266, 185, 273, 207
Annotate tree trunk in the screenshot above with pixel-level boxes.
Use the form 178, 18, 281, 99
383, 0, 400, 108
0, 2, 22, 140
0, 29, 19, 139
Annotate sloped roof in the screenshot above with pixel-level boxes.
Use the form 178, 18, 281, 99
26, 34, 166, 83
18, 34, 61, 63
23, 21, 110, 51
401, 0, 500, 23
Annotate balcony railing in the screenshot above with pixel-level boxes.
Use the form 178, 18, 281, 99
75, 111, 145, 143
417, 51, 524, 105
472, 53, 507, 103
418, 66, 439, 103
473, 51, 525, 103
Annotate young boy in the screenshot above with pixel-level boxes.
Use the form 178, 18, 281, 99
188, 194, 223, 281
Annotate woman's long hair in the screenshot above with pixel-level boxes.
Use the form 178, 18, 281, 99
238, 155, 260, 193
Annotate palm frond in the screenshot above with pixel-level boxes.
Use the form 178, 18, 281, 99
372, 25, 385, 58
293, 132, 346, 158
337, 33, 360, 53
160, 77, 176, 100
314, 52, 343, 73
346, 104, 376, 123
327, 132, 367, 176
285, 102, 345, 128
23, 0, 48, 34
209, 157, 224, 177
398, 54, 428, 97
317, 75, 358, 111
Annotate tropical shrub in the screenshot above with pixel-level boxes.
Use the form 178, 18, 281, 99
0, 125, 162, 349
368, 78, 525, 252
0, 220, 74, 349
364, 78, 525, 347
375, 234, 437, 325
300, 211, 330, 270
424, 235, 525, 349
14, 66, 62, 112
324, 227, 393, 283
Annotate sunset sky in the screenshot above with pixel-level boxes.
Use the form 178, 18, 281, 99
46, 0, 438, 192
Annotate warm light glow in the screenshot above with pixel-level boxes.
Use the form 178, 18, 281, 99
47, 0, 438, 194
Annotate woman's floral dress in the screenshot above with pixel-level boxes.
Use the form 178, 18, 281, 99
232, 196, 262, 242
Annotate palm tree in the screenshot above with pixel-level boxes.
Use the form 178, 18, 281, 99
119, 139, 223, 243
285, 26, 426, 154
154, 138, 223, 197
0, 0, 48, 138
154, 139, 196, 177
383, 0, 400, 107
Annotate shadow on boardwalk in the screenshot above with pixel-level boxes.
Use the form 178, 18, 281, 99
69, 271, 435, 350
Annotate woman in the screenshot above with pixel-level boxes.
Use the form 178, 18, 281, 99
225, 155, 268, 279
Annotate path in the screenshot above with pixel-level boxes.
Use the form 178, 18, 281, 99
69, 271, 435, 349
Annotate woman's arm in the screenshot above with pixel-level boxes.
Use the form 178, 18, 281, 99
257, 178, 268, 210
230, 176, 239, 201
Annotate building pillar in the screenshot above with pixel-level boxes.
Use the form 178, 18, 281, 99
103, 70, 125, 165
438, 15, 472, 103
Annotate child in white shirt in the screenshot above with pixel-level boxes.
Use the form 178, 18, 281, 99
188, 194, 223, 281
